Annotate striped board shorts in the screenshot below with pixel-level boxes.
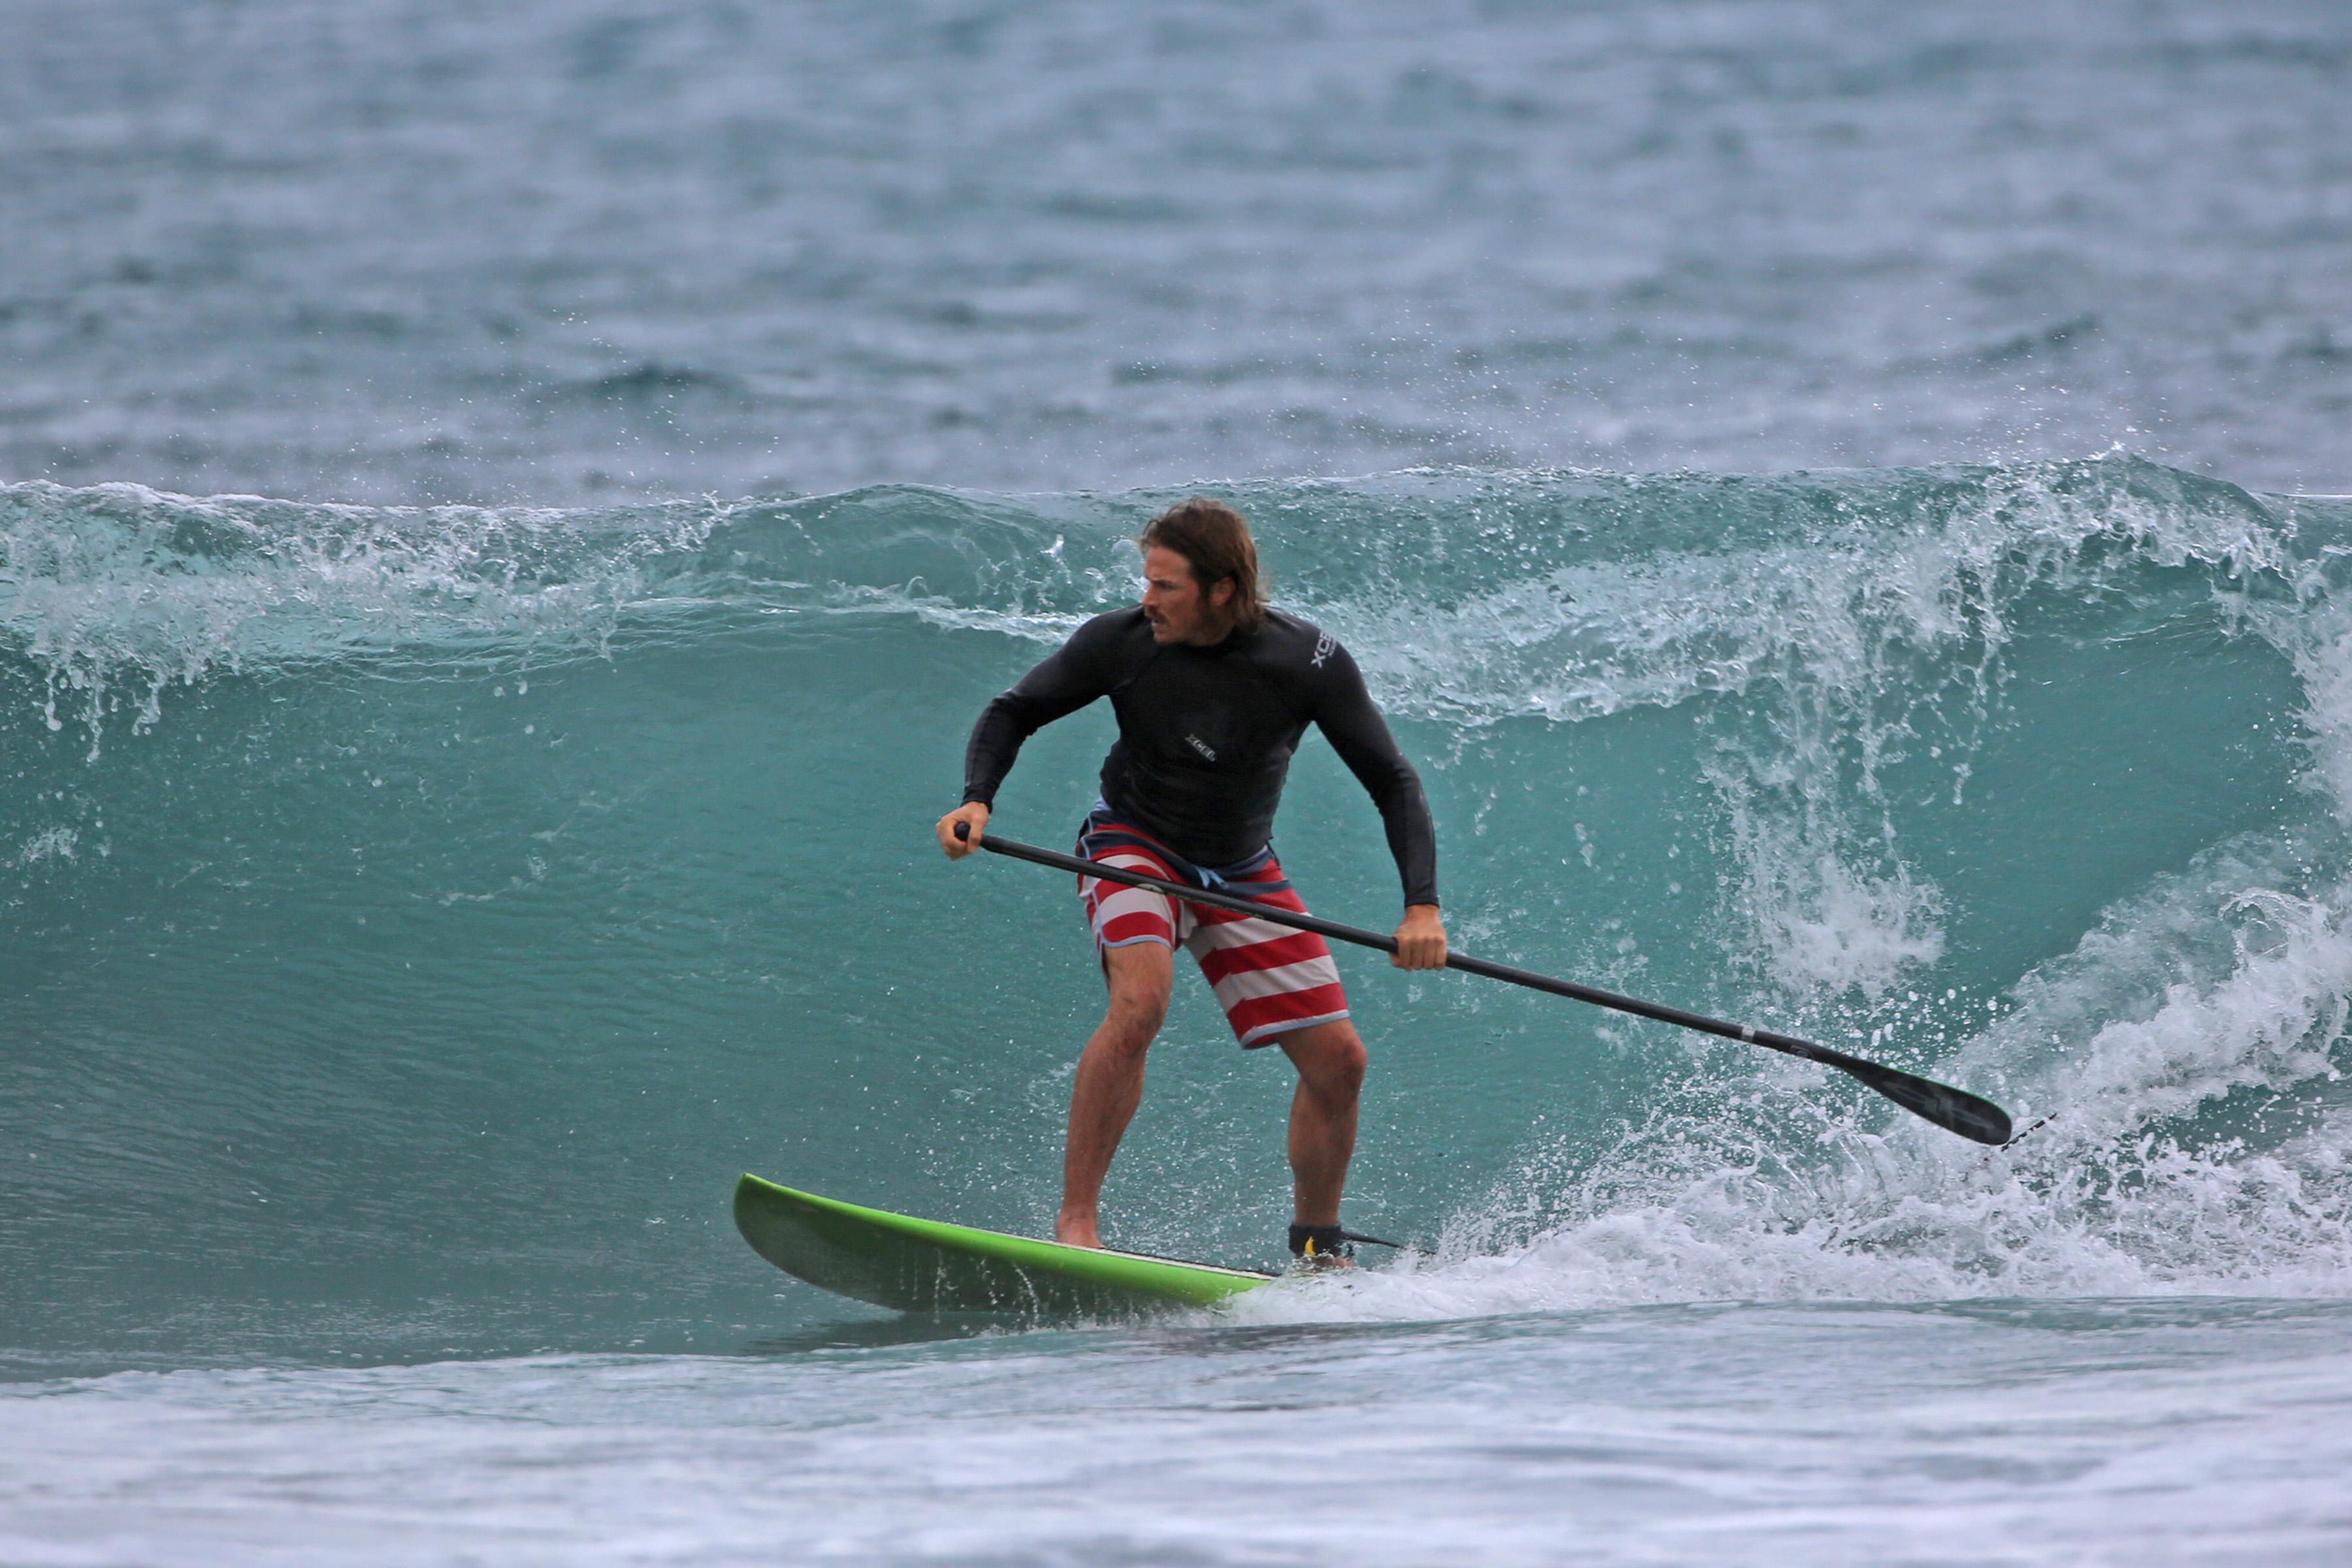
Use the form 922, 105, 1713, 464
1075, 812, 1350, 1049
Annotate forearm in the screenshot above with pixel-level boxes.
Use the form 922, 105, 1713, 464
1376, 781, 1439, 909
962, 691, 1036, 806
1311, 640, 1437, 907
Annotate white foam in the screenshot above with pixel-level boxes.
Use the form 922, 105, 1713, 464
1220, 832, 2352, 1324
1225, 466, 2352, 1320
0, 480, 732, 751
13, 463, 2352, 1313
16, 825, 78, 866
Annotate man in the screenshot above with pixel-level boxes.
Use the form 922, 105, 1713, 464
935, 497, 1445, 1262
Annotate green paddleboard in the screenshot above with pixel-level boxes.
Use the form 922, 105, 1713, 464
733, 1173, 1276, 1315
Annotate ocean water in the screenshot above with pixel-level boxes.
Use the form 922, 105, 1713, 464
6, 4, 2352, 1565
5, 0, 2349, 502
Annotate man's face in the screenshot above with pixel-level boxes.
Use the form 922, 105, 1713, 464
1141, 545, 1232, 644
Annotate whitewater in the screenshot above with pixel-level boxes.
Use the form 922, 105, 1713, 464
8, 0, 2352, 1561
5, 459, 2352, 1561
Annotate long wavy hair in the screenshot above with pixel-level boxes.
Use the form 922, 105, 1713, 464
1138, 497, 1266, 630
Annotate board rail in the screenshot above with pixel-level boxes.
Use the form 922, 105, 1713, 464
734, 1173, 1275, 1315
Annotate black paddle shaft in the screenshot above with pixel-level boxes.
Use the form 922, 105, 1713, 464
956, 824, 2013, 1146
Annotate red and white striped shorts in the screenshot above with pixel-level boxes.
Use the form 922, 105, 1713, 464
1076, 817, 1350, 1049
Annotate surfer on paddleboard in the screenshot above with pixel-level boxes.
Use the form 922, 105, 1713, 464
937, 497, 1445, 1262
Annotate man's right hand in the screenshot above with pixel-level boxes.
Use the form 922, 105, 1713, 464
936, 802, 990, 858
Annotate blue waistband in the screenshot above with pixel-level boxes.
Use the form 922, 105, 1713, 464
1077, 806, 1288, 896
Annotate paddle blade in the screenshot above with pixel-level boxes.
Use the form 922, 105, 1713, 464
1836, 1058, 2013, 1145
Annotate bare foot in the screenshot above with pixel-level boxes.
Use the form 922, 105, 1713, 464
1055, 1212, 1102, 1249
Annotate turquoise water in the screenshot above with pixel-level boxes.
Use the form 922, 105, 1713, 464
7, 1, 2352, 1561
9, 461, 2352, 1558
4, 462, 2349, 1300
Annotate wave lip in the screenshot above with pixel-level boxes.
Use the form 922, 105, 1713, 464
8, 457, 2352, 1356
0, 455, 2327, 721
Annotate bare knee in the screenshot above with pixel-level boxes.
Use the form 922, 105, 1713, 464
1098, 943, 1173, 1051
1102, 987, 1168, 1049
1283, 1024, 1366, 1100
1318, 1037, 1367, 1098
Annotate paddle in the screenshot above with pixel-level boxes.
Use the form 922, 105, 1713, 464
956, 823, 2014, 1146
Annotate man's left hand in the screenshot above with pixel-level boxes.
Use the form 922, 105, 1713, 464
1392, 904, 1446, 970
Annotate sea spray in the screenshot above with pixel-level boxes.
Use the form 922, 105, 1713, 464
5, 457, 2351, 1365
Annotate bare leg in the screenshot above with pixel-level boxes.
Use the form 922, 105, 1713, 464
1057, 941, 1173, 1248
1276, 1020, 1367, 1228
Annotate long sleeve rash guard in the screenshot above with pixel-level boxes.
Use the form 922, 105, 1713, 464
962, 606, 1438, 907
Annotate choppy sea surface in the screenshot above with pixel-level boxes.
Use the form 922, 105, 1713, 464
5, 3, 2352, 1564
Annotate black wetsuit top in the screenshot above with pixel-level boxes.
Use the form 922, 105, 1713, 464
962, 606, 1438, 907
